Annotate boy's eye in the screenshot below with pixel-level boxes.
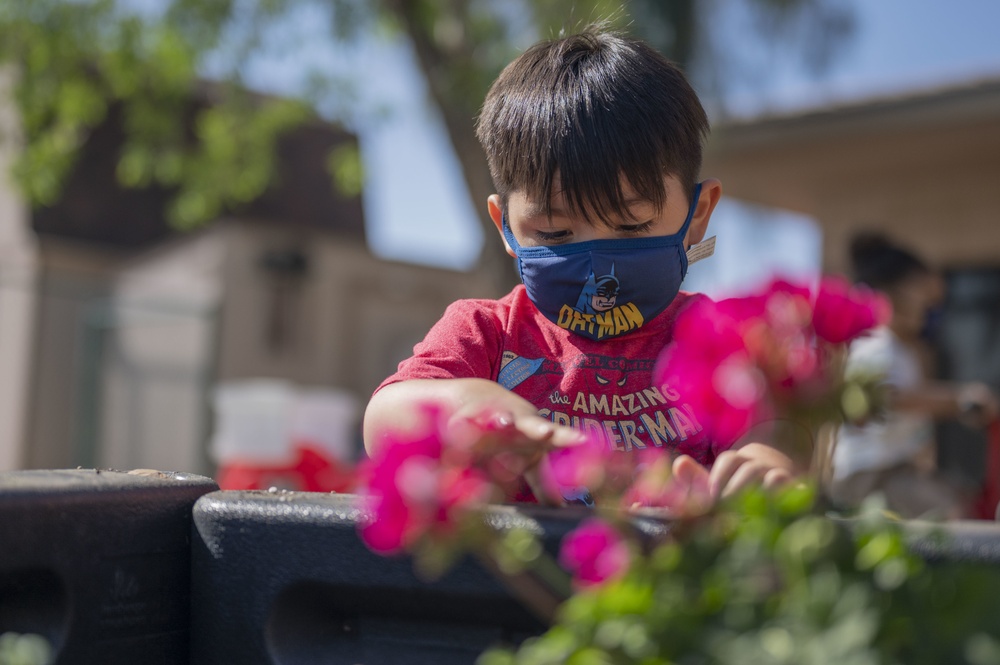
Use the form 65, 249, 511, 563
618, 221, 654, 235
531, 220, 653, 243
535, 229, 572, 243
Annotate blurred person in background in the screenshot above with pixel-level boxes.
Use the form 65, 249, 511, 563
830, 233, 999, 519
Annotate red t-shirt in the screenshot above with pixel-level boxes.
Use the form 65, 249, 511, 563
378, 285, 729, 466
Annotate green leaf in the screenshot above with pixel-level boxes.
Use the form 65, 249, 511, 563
326, 143, 364, 198
855, 531, 903, 570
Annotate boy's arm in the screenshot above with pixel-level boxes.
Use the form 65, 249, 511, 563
363, 378, 585, 458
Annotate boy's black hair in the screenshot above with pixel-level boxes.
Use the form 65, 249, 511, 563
475, 26, 709, 224
849, 232, 930, 289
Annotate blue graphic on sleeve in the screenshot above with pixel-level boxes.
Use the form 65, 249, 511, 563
561, 486, 595, 507
497, 356, 545, 390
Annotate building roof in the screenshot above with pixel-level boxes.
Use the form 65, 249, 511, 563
719, 77, 1000, 139
31, 103, 365, 249
703, 77, 1000, 215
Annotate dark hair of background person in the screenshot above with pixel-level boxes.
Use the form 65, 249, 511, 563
849, 231, 931, 290
475, 25, 709, 226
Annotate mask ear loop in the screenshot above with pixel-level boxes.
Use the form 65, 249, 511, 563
675, 182, 704, 241
501, 212, 527, 283
501, 212, 524, 253
674, 182, 704, 281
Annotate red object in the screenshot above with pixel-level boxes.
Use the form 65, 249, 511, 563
216, 445, 356, 493
973, 419, 1000, 519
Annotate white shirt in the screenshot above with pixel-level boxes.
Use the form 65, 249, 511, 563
832, 326, 935, 480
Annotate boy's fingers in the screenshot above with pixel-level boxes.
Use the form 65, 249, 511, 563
719, 462, 769, 499
510, 418, 586, 506
523, 466, 564, 507
550, 426, 589, 448
522, 417, 555, 441
762, 467, 793, 490
708, 450, 743, 498
672, 454, 705, 483
516, 415, 586, 448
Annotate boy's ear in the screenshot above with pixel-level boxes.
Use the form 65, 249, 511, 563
685, 178, 722, 250
488, 194, 516, 258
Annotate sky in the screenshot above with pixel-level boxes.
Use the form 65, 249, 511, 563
243, 0, 1000, 297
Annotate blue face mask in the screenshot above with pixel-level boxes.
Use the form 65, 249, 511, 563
503, 184, 702, 341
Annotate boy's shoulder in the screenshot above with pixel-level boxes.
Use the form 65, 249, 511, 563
441, 284, 525, 315
431, 285, 541, 338
658, 290, 711, 331
443, 284, 536, 318
671, 289, 711, 311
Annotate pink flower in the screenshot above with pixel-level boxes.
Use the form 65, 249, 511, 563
716, 279, 811, 324
655, 298, 770, 446
625, 453, 713, 517
559, 518, 631, 588
740, 281, 824, 394
812, 275, 891, 344
655, 276, 885, 448
357, 405, 493, 554
541, 434, 619, 500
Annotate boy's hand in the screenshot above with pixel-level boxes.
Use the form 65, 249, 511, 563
449, 403, 587, 506
364, 379, 585, 504
708, 441, 796, 499
450, 406, 586, 454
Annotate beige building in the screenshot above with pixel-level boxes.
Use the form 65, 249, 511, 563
0, 86, 491, 476
703, 78, 1000, 276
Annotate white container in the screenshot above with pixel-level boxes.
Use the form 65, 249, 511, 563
288, 388, 360, 462
210, 380, 297, 465
209, 380, 360, 466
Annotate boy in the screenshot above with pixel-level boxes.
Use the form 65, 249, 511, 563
364, 27, 797, 502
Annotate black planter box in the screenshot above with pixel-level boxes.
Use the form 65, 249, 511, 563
188, 491, 612, 665
0, 468, 218, 665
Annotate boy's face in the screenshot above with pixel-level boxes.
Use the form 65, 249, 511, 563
488, 174, 721, 256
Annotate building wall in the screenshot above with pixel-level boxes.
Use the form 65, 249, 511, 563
22, 239, 124, 469
702, 82, 1000, 277
3, 205, 494, 474
815, 150, 1000, 276
96, 228, 225, 474
213, 221, 493, 397
83, 220, 493, 475
0, 69, 35, 470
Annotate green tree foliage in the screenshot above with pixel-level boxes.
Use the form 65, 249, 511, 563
0, 0, 853, 289
0, 0, 313, 229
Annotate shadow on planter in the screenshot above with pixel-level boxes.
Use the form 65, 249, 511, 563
0, 568, 68, 648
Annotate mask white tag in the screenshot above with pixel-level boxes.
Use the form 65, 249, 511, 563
685, 235, 716, 265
